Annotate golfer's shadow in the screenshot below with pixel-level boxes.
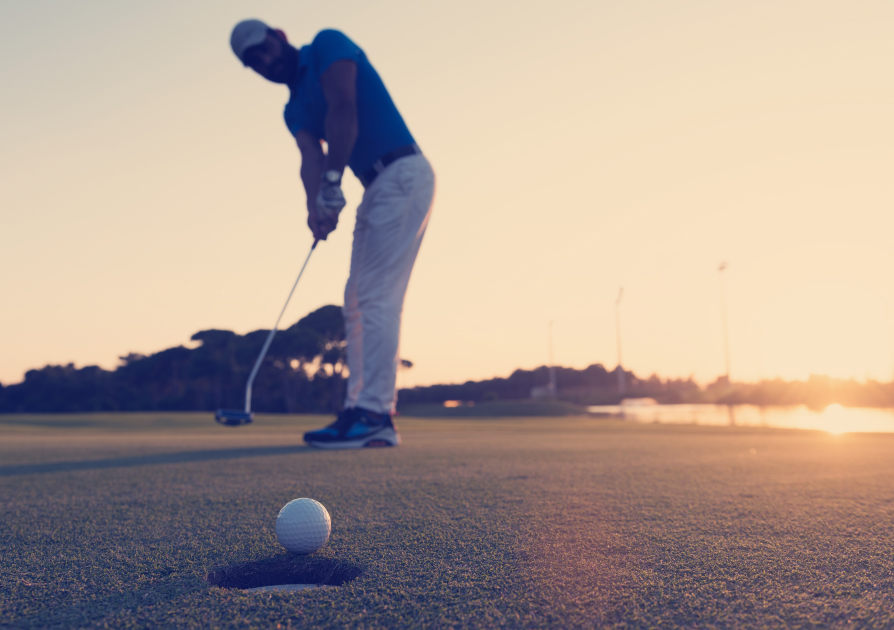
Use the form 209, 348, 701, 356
0, 444, 313, 477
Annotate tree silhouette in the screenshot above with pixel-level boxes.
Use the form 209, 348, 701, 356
0, 305, 349, 413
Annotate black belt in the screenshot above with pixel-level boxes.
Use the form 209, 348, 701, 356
358, 144, 421, 188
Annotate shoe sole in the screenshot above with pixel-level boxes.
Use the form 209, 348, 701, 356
306, 427, 401, 450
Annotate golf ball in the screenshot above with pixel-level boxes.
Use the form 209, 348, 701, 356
275, 498, 331, 554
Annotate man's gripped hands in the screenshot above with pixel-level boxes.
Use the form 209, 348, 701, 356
308, 172, 346, 241
297, 60, 358, 241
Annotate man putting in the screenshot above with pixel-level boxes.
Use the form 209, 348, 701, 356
230, 20, 434, 449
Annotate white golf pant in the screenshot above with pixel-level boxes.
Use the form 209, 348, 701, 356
344, 154, 435, 414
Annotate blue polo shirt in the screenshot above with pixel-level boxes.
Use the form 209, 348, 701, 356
284, 30, 416, 178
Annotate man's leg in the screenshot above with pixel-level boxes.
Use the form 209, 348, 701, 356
344, 154, 435, 414
304, 155, 434, 449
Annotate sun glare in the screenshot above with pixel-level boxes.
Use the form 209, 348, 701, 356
823, 403, 847, 435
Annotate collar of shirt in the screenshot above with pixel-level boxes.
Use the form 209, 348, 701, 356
289, 44, 311, 87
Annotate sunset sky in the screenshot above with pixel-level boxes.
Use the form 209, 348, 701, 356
2, 0, 893, 389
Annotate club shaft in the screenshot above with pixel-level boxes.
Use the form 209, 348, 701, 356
244, 240, 318, 413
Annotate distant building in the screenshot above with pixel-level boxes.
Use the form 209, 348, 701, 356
530, 385, 556, 399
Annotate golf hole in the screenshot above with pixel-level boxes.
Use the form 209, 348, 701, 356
206, 557, 362, 593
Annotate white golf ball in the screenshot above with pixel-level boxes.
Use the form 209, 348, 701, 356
275, 498, 331, 554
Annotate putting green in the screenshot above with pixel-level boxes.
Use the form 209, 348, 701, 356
3, 413, 894, 628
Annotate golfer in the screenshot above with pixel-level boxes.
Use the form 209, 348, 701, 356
230, 20, 434, 448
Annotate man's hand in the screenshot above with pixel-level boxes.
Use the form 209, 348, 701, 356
312, 170, 346, 240
316, 170, 346, 218
306, 203, 325, 241
307, 198, 340, 241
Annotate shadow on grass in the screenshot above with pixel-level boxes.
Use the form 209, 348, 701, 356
10, 558, 360, 628
207, 556, 363, 590
0, 445, 312, 477
10, 577, 209, 629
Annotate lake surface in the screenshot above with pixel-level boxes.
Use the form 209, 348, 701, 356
586, 403, 894, 434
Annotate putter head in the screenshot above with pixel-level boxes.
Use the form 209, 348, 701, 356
214, 409, 254, 426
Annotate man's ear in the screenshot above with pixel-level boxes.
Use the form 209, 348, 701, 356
273, 28, 288, 42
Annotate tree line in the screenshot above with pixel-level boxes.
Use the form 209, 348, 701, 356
399, 369, 894, 409
397, 365, 701, 406
3, 304, 893, 413
0, 305, 347, 414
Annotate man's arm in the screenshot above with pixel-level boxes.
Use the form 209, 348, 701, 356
321, 59, 358, 173
295, 59, 358, 241
295, 129, 326, 240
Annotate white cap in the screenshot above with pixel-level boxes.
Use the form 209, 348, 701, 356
230, 19, 270, 65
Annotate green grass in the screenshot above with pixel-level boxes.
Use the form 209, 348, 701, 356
3, 413, 894, 628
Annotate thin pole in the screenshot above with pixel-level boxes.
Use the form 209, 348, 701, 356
616, 287, 625, 394
718, 262, 731, 382
244, 240, 318, 413
548, 320, 557, 397
889, 320, 894, 384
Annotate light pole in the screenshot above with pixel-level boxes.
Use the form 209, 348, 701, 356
718, 262, 731, 383
890, 321, 894, 384
615, 287, 625, 394
546, 320, 556, 398
548, 320, 557, 397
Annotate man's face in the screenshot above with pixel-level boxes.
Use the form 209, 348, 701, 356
243, 31, 294, 84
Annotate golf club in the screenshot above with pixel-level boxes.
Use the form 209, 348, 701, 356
215, 239, 318, 426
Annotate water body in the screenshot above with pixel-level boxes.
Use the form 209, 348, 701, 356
586, 403, 894, 434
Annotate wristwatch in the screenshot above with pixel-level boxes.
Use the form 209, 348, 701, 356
322, 169, 342, 185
